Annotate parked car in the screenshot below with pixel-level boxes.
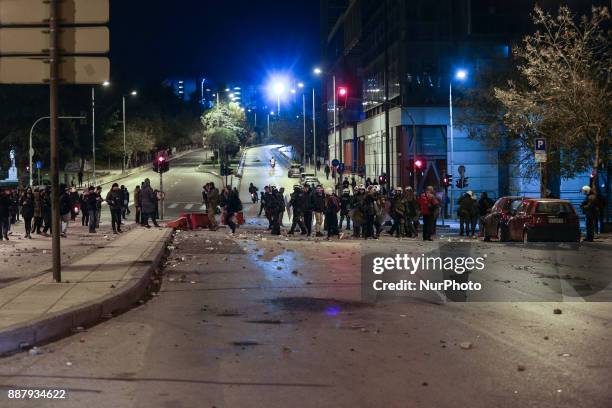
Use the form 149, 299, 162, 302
300, 172, 315, 182
288, 164, 302, 178
304, 177, 321, 188
483, 196, 526, 241
507, 199, 580, 243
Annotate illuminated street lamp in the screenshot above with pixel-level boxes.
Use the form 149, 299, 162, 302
272, 82, 285, 115
122, 90, 138, 173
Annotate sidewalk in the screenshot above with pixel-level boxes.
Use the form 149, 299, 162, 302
0, 227, 172, 355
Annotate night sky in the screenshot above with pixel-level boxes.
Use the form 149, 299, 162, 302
110, 0, 320, 84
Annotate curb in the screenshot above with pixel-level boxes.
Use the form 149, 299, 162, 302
0, 229, 173, 356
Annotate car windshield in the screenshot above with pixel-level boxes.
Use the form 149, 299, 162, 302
535, 202, 572, 214
510, 200, 523, 212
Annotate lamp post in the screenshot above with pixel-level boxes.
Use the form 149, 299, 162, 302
91, 81, 110, 186
449, 69, 468, 217
29, 116, 85, 187
312, 87, 317, 176
122, 90, 138, 174
298, 82, 306, 165
267, 111, 274, 140
273, 82, 285, 116
313, 67, 336, 181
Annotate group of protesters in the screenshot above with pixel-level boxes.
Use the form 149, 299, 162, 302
0, 177, 164, 241
201, 182, 243, 234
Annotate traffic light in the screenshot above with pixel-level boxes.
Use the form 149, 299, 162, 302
442, 175, 452, 188
414, 158, 426, 171
463, 177, 469, 188
337, 86, 348, 108
154, 156, 169, 173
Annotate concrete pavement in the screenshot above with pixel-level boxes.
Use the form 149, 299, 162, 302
0, 227, 172, 355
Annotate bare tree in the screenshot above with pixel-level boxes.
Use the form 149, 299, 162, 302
495, 5, 611, 194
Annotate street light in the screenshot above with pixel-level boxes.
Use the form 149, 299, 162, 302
267, 110, 275, 140
122, 90, 138, 174
272, 82, 285, 115
90, 80, 111, 186
314, 66, 337, 182
449, 68, 468, 216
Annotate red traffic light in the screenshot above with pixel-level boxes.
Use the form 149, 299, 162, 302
337, 87, 348, 97
158, 156, 165, 162
414, 159, 424, 169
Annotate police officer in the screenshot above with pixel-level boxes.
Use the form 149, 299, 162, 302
389, 186, 406, 237
288, 185, 307, 235
351, 184, 366, 237
339, 188, 351, 231
269, 185, 284, 235
302, 183, 314, 236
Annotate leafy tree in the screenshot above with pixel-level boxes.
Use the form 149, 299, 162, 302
200, 102, 246, 161
494, 6, 611, 194
204, 127, 240, 160
102, 118, 156, 168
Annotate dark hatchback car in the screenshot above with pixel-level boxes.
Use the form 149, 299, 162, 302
507, 199, 581, 243
483, 196, 525, 241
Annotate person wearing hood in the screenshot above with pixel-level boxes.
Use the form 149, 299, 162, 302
288, 185, 307, 235
106, 183, 124, 234
339, 188, 351, 231
580, 185, 597, 242
458, 191, 476, 237
324, 188, 341, 239
140, 178, 158, 228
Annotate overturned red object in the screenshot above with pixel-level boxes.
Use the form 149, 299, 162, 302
166, 217, 189, 230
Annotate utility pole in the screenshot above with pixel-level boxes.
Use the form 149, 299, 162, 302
383, 0, 391, 191
92, 88, 96, 186
49, 0, 61, 282
312, 87, 317, 177
302, 93, 306, 165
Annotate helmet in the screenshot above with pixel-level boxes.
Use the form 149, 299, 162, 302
324, 187, 333, 195
467, 190, 474, 198
293, 184, 301, 190
357, 184, 365, 190
582, 185, 591, 194
342, 188, 350, 194
395, 186, 403, 192
405, 186, 413, 191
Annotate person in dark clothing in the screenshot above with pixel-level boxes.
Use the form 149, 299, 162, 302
268, 186, 284, 235
41, 188, 52, 235
80, 189, 89, 227
350, 176, 357, 192
32, 188, 43, 234
581, 186, 597, 242
596, 192, 607, 234
458, 192, 476, 237
9, 190, 19, 224
0, 189, 11, 240
69, 187, 79, 221
288, 185, 307, 235
120, 185, 130, 220
77, 171, 83, 187
362, 188, 377, 239
339, 189, 351, 230
302, 183, 314, 236
324, 164, 330, 180
316, 159, 321, 172
134, 185, 141, 224
365, 177, 372, 188
20, 188, 34, 239
478, 192, 494, 239
140, 179, 158, 228
224, 189, 243, 234
59, 185, 72, 237
342, 177, 350, 190
106, 183, 123, 234
85, 186, 99, 233
324, 188, 341, 239
95, 186, 103, 228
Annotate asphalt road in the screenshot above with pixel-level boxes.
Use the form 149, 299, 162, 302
1, 145, 610, 408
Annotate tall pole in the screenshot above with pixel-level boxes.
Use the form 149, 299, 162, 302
302, 93, 306, 165
254, 112, 257, 128
49, 0, 61, 282
312, 87, 317, 177
267, 114, 270, 140
449, 82, 455, 217
277, 95, 280, 116
92, 87, 96, 186
383, 0, 391, 190
122, 96, 127, 174
332, 74, 337, 190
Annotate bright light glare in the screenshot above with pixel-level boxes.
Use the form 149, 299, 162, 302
273, 82, 285, 95
290, 89, 296, 94
298, 82, 304, 88
270, 111, 275, 115
313, 67, 322, 75
131, 90, 138, 96
338, 87, 347, 96
102, 81, 110, 87
455, 69, 468, 81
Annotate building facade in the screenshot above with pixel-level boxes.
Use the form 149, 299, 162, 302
320, 0, 607, 209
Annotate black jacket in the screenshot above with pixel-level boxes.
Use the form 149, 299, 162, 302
20, 195, 34, 218
59, 193, 72, 216
313, 192, 325, 212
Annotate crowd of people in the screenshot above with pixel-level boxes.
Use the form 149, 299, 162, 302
252, 182, 447, 241
0, 177, 166, 241
202, 182, 243, 234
